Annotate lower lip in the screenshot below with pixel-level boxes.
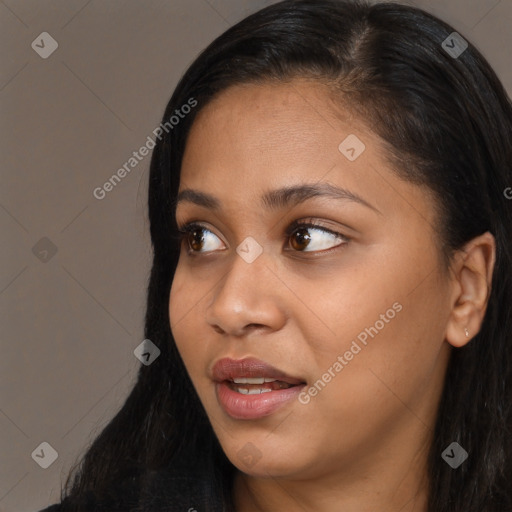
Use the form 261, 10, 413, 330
215, 381, 305, 420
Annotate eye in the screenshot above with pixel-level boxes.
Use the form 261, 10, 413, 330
175, 219, 349, 255
285, 219, 348, 253
176, 223, 224, 254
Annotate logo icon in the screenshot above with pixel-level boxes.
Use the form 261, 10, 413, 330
32, 237, 58, 262
442, 32, 468, 59
441, 442, 468, 469
134, 339, 161, 366
31, 442, 58, 469
31, 32, 59, 59
237, 442, 263, 468
338, 134, 366, 161
236, 237, 263, 264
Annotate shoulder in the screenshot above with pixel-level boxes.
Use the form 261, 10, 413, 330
35, 461, 224, 512
34, 469, 144, 512
137, 462, 224, 511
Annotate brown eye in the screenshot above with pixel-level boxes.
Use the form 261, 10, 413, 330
189, 228, 205, 252
286, 223, 348, 253
178, 224, 224, 254
177, 221, 348, 256
290, 227, 312, 251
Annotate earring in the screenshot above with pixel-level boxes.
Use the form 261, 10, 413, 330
464, 327, 469, 338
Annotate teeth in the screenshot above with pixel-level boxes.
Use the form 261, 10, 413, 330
232, 377, 277, 384
235, 387, 272, 394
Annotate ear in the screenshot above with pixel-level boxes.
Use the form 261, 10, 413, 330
445, 231, 496, 348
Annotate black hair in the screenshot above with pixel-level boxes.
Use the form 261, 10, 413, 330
60, 1, 512, 510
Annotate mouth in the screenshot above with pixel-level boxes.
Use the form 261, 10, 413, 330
226, 377, 298, 394
212, 357, 306, 420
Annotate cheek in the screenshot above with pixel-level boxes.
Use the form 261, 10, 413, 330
298, 257, 409, 369
169, 264, 204, 333
311, 281, 448, 435
169, 272, 199, 364
168, 272, 184, 329
304, 244, 448, 402
169, 269, 216, 393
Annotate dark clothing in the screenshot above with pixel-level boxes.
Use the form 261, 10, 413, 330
36, 463, 226, 512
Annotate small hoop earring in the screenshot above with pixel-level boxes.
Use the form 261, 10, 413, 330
464, 327, 470, 338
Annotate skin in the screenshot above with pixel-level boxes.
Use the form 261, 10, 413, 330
169, 79, 495, 512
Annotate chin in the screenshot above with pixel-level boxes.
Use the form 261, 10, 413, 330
220, 434, 317, 478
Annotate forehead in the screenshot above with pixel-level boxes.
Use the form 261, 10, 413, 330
184, 80, 363, 162
180, 80, 376, 184
177, 80, 436, 233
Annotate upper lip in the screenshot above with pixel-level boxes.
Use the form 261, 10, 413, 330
212, 357, 305, 385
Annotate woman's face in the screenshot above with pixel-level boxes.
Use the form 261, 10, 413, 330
169, 79, 453, 481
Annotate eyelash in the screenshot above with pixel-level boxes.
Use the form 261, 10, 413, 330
174, 218, 349, 256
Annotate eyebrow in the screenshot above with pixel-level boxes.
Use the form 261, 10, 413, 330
175, 182, 381, 215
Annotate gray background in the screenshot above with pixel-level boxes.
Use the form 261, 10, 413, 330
1, 0, 510, 511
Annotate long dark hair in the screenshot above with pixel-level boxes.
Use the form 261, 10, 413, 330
61, 1, 512, 510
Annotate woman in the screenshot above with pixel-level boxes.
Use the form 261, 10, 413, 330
39, 0, 512, 510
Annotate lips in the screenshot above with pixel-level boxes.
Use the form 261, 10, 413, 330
212, 357, 306, 420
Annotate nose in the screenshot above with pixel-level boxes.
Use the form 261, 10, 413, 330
205, 249, 286, 337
